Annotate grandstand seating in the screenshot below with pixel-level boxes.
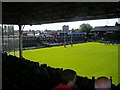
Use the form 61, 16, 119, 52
2, 52, 119, 90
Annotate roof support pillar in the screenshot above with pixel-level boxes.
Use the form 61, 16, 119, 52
18, 24, 23, 59
2, 24, 4, 52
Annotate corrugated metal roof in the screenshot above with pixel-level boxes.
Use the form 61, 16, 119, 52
91, 26, 120, 31
2, 2, 120, 25
69, 32, 86, 35
44, 34, 54, 38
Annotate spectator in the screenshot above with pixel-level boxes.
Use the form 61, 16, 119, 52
52, 69, 77, 90
95, 76, 111, 90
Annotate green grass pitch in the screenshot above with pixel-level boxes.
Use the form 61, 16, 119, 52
16, 42, 119, 84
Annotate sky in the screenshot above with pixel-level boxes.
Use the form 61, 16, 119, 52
13, 18, 119, 31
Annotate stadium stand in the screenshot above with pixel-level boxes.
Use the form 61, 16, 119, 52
2, 52, 119, 90
91, 25, 120, 45
117, 83, 120, 90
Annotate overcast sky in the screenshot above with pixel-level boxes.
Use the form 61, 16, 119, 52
13, 18, 119, 31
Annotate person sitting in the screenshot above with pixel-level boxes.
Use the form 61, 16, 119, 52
52, 69, 77, 90
95, 76, 111, 90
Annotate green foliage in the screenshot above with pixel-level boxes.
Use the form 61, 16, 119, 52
79, 23, 93, 33
73, 29, 80, 32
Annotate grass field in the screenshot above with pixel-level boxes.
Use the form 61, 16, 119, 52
14, 42, 119, 85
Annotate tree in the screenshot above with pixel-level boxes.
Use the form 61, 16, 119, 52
115, 22, 120, 26
79, 23, 93, 34
74, 29, 80, 32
